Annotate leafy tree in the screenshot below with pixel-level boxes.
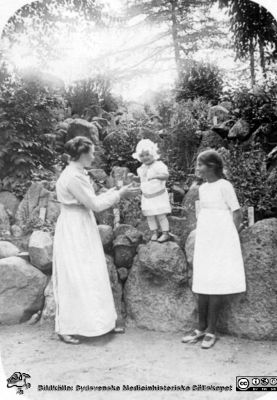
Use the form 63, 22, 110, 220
127, 0, 226, 79
213, 0, 277, 85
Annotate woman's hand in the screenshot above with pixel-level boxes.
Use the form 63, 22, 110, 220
127, 173, 140, 183
118, 183, 141, 199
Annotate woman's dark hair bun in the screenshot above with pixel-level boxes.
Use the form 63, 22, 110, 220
64, 136, 93, 161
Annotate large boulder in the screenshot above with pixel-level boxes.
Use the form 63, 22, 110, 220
208, 105, 229, 124
0, 191, 20, 218
228, 119, 250, 140
0, 204, 11, 237
124, 242, 196, 332
67, 118, 99, 143
106, 255, 124, 323
0, 241, 20, 259
28, 230, 53, 273
218, 218, 277, 340
0, 256, 47, 323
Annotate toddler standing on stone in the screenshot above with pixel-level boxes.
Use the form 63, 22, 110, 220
130, 139, 171, 242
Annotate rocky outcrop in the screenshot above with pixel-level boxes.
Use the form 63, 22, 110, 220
28, 231, 53, 273
15, 181, 59, 230
0, 256, 47, 324
124, 242, 196, 332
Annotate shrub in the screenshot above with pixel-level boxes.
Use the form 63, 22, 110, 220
0, 78, 62, 193
65, 76, 119, 116
176, 62, 223, 103
222, 143, 277, 220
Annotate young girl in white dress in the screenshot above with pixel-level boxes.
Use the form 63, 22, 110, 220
182, 149, 246, 349
131, 139, 171, 242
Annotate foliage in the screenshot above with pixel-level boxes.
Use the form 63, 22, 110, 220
103, 123, 141, 174
222, 81, 277, 130
222, 143, 277, 219
176, 62, 223, 102
3, 0, 103, 68
23, 216, 55, 235
119, 196, 142, 226
65, 76, 119, 116
214, 0, 277, 79
127, 0, 223, 78
0, 77, 62, 185
164, 113, 200, 178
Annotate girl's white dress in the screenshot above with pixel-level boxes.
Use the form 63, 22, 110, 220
53, 163, 119, 336
137, 161, 171, 216
192, 179, 246, 295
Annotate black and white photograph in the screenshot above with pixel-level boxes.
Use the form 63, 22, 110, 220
0, 0, 277, 399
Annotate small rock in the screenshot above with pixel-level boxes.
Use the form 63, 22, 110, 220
11, 225, 23, 237
28, 230, 53, 273
0, 241, 20, 259
0, 191, 20, 217
228, 119, 250, 140
117, 267, 129, 282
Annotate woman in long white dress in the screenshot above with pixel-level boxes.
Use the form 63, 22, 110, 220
53, 136, 139, 344
182, 150, 246, 349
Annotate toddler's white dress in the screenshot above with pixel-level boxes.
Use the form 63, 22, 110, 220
53, 163, 119, 336
192, 179, 246, 295
137, 161, 171, 216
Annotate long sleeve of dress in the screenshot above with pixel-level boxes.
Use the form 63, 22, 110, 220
220, 180, 240, 212
67, 174, 120, 212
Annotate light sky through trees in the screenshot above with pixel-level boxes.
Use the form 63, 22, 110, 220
0, 0, 276, 101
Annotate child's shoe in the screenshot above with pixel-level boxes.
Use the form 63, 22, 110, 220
181, 329, 205, 344
157, 231, 170, 243
201, 333, 216, 349
150, 231, 159, 241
